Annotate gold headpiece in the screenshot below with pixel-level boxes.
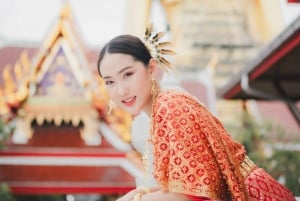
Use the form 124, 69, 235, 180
144, 22, 176, 72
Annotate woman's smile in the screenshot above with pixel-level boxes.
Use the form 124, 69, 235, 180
121, 96, 136, 107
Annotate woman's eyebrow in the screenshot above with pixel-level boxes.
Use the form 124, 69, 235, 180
102, 66, 133, 80
118, 66, 133, 74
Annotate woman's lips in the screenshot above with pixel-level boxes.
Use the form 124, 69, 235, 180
121, 96, 136, 107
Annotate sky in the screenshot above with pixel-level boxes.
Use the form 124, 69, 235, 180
0, 0, 167, 48
0, 0, 128, 48
0, 0, 299, 48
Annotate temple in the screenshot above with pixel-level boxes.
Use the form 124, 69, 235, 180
1, 0, 299, 200
0, 4, 139, 196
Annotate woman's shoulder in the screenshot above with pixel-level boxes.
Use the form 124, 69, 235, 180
154, 89, 210, 116
157, 89, 198, 104
154, 89, 201, 111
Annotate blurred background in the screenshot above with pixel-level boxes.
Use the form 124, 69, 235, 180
0, 0, 299, 200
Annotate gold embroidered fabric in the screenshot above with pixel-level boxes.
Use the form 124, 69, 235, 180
151, 90, 296, 201
240, 156, 256, 179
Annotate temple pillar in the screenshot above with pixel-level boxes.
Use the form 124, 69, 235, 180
124, 0, 152, 37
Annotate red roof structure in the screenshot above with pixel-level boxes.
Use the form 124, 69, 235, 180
217, 15, 300, 138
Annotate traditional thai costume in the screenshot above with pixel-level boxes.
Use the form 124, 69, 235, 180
150, 90, 295, 201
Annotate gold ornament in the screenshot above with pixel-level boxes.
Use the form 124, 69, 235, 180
144, 22, 176, 72
133, 193, 143, 201
107, 99, 115, 115
150, 78, 158, 97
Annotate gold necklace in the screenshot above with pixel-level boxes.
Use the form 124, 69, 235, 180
142, 136, 151, 186
142, 83, 159, 187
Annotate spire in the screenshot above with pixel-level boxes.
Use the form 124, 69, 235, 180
60, 0, 71, 19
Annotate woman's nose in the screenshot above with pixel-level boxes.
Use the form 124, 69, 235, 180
117, 83, 128, 96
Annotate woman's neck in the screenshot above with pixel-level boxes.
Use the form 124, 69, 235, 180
143, 85, 161, 117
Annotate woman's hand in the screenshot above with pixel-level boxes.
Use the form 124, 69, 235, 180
115, 187, 191, 201
141, 191, 191, 201
116, 188, 148, 201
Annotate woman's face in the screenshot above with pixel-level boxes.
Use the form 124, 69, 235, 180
99, 53, 154, 116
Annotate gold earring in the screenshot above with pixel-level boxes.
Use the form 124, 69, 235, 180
108, 99, 115, 115
151, 78, 157, 97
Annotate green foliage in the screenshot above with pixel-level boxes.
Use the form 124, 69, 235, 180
37, 195, 65, 201
0, 118, 16, 200
228, 111, 269, 169
225, 109, 300, 196
0, 183, 16, 201
268, 149, 300, 195
0, 117, 14, 148
13, 195, 66, 201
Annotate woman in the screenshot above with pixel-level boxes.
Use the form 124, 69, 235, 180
97, 27, 296, 200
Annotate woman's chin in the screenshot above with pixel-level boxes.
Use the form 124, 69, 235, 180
125, 108, 141, 117
120, 103, 143, 116
130, 111, 140, 117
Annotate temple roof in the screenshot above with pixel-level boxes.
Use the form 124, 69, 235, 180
217, 15, 300, 126
217, 15, 300, 102
0, 4, 137, 195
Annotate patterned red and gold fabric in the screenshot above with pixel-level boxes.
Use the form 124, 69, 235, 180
151, 90, 295, 201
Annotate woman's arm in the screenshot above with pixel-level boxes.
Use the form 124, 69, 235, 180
141, 190, 191, 201
116, 187, 193, 201
116, 186, 159, 201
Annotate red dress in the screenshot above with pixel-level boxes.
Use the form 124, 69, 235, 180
151, 90, 295, 201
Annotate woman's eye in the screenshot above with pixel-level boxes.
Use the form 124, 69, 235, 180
124, 72, 133, 79
105, 80, 114, 85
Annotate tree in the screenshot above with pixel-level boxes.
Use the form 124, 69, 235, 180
0, 171, 15, 201
0, 117, 14, 148
0, 117, 16, 201
225, 109, 300, 196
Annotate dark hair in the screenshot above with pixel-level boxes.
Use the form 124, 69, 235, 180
97, 35, 152, 76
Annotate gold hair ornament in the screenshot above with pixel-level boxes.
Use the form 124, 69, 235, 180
144, 22, 176, 72
107, 99, 115, 115
133, 186, 150, 201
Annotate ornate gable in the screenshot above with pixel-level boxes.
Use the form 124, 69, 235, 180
0, 3, 138, 195
0, 3, 132, 146
6, 4, 103, 145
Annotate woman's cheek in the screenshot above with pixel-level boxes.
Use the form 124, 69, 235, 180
107, 88, 117, 101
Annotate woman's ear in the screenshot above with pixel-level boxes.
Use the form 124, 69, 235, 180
149, 58, 157, 74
